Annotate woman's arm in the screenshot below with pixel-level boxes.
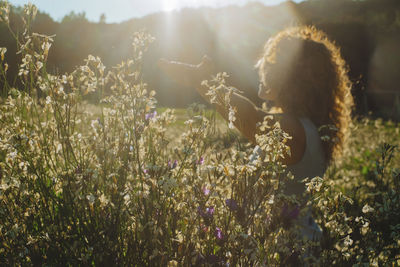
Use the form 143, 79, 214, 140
158, 57, 305, 165
206, 90, 305, 165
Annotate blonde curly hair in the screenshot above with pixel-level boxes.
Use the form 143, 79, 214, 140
256, 26, 353, 162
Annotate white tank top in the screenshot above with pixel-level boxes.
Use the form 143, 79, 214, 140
285, 117, 326, 197
249, 117, 326, 195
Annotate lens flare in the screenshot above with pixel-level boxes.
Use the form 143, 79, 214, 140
163, 0, 179, 12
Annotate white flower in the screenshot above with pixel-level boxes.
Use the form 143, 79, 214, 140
362, 204, 374, 213
99, 194, 109, 208
0, 4, 10, 24
0, 47, 6, 61
36, 61, 43, 71
56, 143, 62, 154
24, 3, 37, 19
343, 235, 353, 247
86, 194, 95, 205
361, 221, 370, 235
42, 42, 52, 56
228, 105, 236, 129
61, 75, 68, 84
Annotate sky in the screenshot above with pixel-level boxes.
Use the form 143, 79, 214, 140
7, 0, 303, 23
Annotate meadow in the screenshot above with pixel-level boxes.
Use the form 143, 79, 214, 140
0, 3, 400, 266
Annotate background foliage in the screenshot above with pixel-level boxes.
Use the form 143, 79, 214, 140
0, 0, 400, 116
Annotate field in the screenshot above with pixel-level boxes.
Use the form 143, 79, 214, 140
1, 4, 400, 266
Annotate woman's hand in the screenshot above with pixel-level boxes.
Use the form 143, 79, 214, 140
157, 55, 214, 88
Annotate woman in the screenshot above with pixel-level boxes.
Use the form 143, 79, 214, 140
158, 26, 353, 239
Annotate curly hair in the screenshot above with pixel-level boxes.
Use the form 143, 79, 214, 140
256, 26, 353, 162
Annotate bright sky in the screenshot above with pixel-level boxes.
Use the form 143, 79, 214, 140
7, 0, 303, 23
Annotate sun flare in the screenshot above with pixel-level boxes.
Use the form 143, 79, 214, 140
163, 0, 180, 12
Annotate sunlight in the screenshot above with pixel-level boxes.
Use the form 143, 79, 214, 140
162, 0, 213, 12
162, 0, 180, 12
206, 1, 301, 95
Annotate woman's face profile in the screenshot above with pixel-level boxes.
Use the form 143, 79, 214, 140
258, 81, 279, 102
258, 82, 270, 100
257, 62, 280, 102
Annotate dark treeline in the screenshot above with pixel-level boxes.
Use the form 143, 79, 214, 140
1, 0, 400, 117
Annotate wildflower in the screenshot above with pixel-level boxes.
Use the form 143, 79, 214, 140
343, 235, 353, 247
42, 42, 52, 57
45, 96, 51, 105
225, 198, 238, 211
167, 260, 178, 267
168, 159, 178, 169
99, 194, 109, 208
202, 186, 210, 196
86, 194, 95, 205
145, 110, 157, 120
215, 227, 224, 240
36, 61, 43, 71
362, 204, 374, 213
205, 207, 214, 217
0, 47, 6, 61
228, 105, 236, 129
197, 157, 204, 165
0, 3, 10, 24
20, 54, 32, 68
361, 221, 370, 235
91, 118, 102, 129
24, 3, 37, 19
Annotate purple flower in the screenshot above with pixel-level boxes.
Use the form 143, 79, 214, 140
215, 227, 224, 240
145, 110, 157, 120
197, 157, 204, 165
205, 207, 214, 216
202, 186, 210, 196
168, 159, 178, 169
225, 199, 238, 211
